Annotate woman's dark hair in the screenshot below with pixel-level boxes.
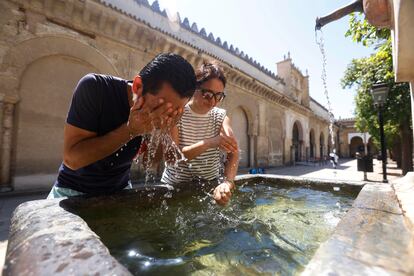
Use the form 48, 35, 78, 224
139, 53, 196, 98
196, 61, 226, 87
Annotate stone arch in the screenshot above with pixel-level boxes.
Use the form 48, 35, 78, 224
336, 130, 340, 155
3, 36, 118, 180
227, 104, 254, 135
328, 134, 332, 155
292, 120, 303, 162
319, 132, 325, 158
350, 136, 364, 158
230, 106, 250, 167
268, 114, 284, 166
309, 128, 316, 158
2, 36, 118, 89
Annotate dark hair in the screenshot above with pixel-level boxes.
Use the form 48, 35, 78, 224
139, 53, 196, 98
196, 61, 226, 87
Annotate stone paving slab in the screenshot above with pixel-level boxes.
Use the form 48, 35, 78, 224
393, 172, 414, 229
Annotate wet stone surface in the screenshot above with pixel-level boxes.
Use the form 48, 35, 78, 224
303, 183, 414, 276
3, 198, 132, 276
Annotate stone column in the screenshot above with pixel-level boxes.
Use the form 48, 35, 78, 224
0, 94, 4, 157
299, 140, 304, 161
410, 83, 414, 156
249, 134, 256, 168
0, 95, 18, 191
249, 114, 259, 168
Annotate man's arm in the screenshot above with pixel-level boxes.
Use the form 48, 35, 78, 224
63, 123, 131, 170
64, 88, 174, 170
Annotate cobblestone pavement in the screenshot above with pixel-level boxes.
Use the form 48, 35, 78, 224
0, 158, 403, 274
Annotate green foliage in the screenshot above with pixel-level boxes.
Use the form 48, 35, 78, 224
342, 14, 411, 148
345, 13, 390, 47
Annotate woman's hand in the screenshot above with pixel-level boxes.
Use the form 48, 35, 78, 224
213, 181, 234, 206
208, 131, 238, 153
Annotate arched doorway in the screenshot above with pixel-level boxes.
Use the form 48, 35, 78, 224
349, 136, 364, 158
1, 36, 118, 186
268, 116, 283, 166
309, 129, 315, 158
328, 134, 332, 155
15, 55, 98, 175
231, 107, 249, 167
319, 132, 325, 158
292, 121, 303, 162
336, 130, 340, 156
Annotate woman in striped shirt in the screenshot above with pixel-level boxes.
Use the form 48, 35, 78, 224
162, 61, 239, 205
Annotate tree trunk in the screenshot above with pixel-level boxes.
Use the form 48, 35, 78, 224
392, 137, 402, 168
400, 120, 413, 175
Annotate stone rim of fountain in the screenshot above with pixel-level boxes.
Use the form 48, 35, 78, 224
3, 174, 413, 275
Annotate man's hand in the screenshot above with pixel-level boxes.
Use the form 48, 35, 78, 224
213, 181, 233, 206
127, 96, 181, 137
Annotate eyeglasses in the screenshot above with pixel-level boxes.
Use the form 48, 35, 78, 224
198, 88, 226, 102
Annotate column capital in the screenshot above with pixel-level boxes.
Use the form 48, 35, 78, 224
0, 93, 20, 104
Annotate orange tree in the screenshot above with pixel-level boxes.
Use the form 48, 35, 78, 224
341, 14, 413, 174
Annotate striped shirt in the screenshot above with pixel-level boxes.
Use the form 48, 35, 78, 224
161, 104, 226, 184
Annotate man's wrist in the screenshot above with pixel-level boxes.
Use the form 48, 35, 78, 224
126, 122, 136, 140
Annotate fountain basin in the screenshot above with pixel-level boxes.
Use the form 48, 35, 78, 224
3, 175, 413, 275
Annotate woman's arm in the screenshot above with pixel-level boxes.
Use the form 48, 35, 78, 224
181, 116, 238, 161
181, 139, 215, 161
222, 116, 239, 188
213, 116, 240, 205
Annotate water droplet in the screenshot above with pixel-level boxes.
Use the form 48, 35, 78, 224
143, 261, 151, 267
116, 153, 119, 157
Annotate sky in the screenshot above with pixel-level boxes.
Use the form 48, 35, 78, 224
152, 0, 374, 119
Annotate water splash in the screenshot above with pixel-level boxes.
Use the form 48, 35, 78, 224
137, 127, 187, 185
315, 30, 336, 150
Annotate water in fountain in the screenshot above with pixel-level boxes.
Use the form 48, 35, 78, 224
136, 127, 187, 186
315, 30, 336, 152
78, 181, 356, 275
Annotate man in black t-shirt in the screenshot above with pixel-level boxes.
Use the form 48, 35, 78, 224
47, 53, 196, 198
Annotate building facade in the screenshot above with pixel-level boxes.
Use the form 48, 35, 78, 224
336, 118, 378, 158
0, 0, 332, 190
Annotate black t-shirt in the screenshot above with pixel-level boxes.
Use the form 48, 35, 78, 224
56, 74, 141, 195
